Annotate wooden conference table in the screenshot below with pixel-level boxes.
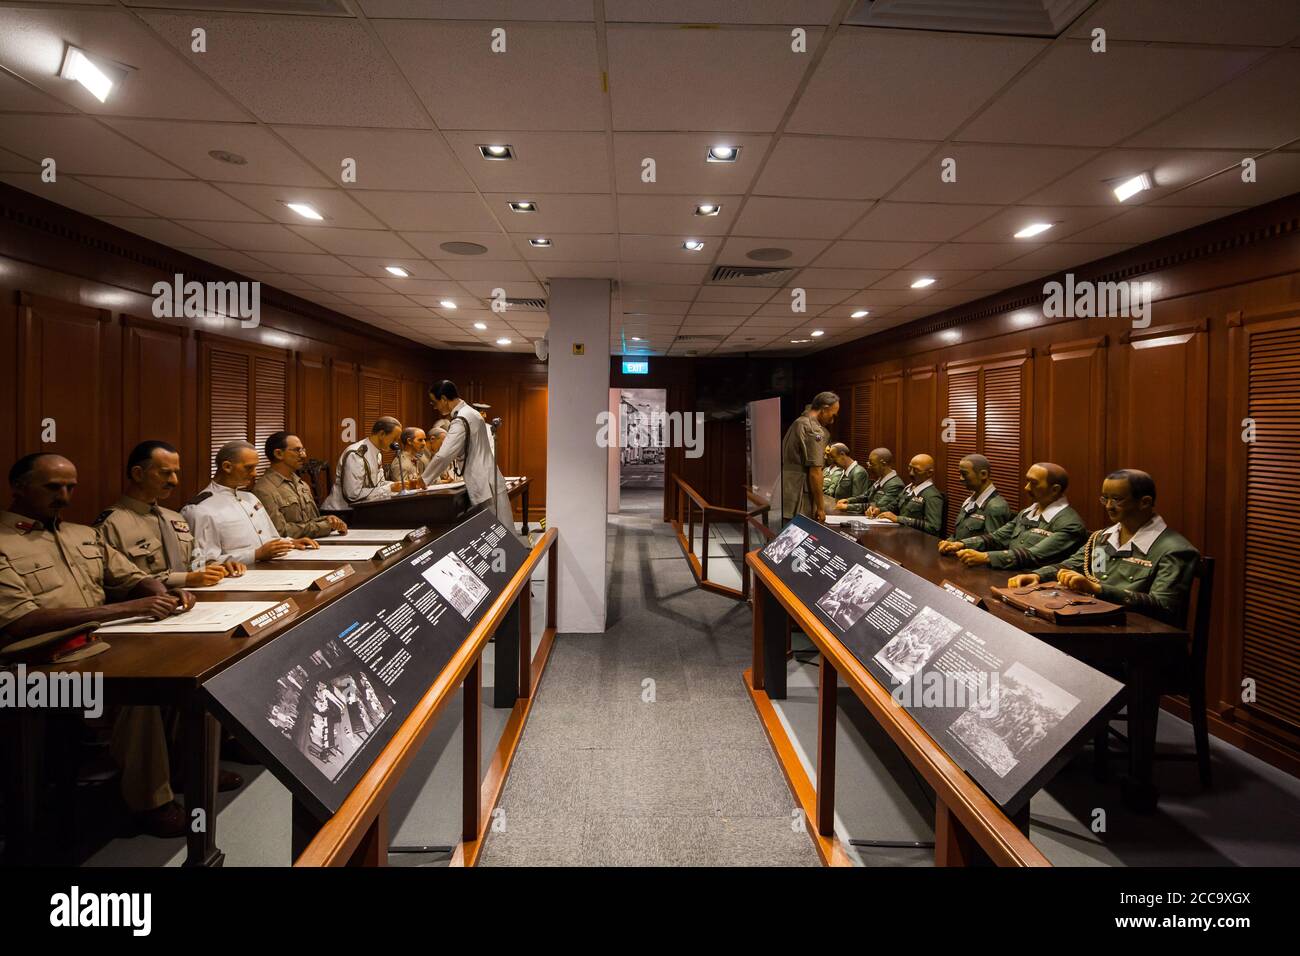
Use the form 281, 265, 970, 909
338, 476, 532, 534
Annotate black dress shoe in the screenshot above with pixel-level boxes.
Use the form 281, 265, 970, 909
218, 769, 243, 792
135, 802, 186, 839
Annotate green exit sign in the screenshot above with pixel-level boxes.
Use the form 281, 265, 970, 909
622, 359, 649, 375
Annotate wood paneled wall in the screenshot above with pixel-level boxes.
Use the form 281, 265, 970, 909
803, 193, 1300, 778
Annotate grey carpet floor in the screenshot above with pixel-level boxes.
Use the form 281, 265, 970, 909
478, 489, 818, 867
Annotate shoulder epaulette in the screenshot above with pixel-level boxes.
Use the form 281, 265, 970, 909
185, 491, 213, 507
92, 508, 115, 526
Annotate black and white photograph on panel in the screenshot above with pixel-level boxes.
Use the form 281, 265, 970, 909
422, 551, 490, 620
265, 640, 395, 784
948, 662, 1082, 779
873, 606, 965, 684
815, 562, 889, 632
763, 523, 809, 565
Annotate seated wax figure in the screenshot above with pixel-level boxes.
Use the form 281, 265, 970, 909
835, 447, 905, 516
941, 453, 1013, 544
422, 426, 455, 483
876, 454, 946, 536
97, 440, 245, 587
1010, 469, 1200, 627
938, 462, 1085, 570
388, 427, 428, 484
255, 432, 348, 540
822, 444, 870, 501
321, 417, 412, 510
184, 441, 317, 565
0, 453, 226, 838
821, 445, 843, 494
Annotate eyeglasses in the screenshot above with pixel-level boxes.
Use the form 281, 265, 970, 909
1098, 495, 1130, 506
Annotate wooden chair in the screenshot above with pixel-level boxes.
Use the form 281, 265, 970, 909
300, 458, 331, 507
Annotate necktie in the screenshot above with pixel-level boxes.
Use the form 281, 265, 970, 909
153, 506, 185, 571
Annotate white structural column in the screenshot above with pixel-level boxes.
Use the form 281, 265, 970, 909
546, 278, 610, 632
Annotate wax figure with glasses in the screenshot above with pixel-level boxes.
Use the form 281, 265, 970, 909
184, 440, 317, 565
876, 453, 946, 535
939, 462, 1085, 569
822, 443, 870, 500
835, 447, 905, 516
780, 391, 839, 521
0, 453, 216, 838
255, 432, 347, 539
1009, 469, 1200, 627
422, 380, 513, 525
322, 417, 417, 511
97, 440, 246, 586
941, 453, 1013, 544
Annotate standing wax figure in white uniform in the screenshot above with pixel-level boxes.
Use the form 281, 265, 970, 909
183, 440, 319, 565
422, 380, 513, 529
322, 417, 415, 511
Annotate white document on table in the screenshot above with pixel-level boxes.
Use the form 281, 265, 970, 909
200, 569, 326, 591
97, 601, 281, 634
426, 481, 466, 491
823, 514, 894, 526
320, 528, 414, 543
274, 546, 379, 561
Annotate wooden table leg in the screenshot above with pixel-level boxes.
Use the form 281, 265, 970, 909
181, 697, 224, 867
463, 657, 482, 843
520, 483, 530, 536
816, 655, 837, 838
1122, 658, 1161, 813
934, 799, 977, 866
493, 599, 520, 709
518, 585, 533, 699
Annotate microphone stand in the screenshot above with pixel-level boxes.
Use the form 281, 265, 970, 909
489, 417, 504, 529
391, 441, 406, 495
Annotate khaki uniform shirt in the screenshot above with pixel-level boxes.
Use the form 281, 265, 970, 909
95, 495, 197, 588
780, 415, 826, 519
253, 469, 332, 539
388, 451, 426, 484
0, 510, 148, 631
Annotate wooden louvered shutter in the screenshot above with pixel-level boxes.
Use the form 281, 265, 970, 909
982, 363, 1023, 513
852, 380, 873, 459
209, 348, 250, 471
1241, 323, 1300, 731
945, 368, 979, 535
253, 355, 287, 475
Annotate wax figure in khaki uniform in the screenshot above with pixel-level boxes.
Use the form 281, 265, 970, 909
388, 427, 430, 484
820, 445, 843, 495
422, 380, 513, 526
184, 440, 316, 566
780, 392, 840, 521
877, 453, 946, 536
0, 453, 199, 837
822, 444, 870, 501
1010, 469, 1200, 627
255, 432, 348, 540
834, 447, 905, 516
945, 453, 1013, 543
939, 462, 1085, 570
321, 417, 414, 511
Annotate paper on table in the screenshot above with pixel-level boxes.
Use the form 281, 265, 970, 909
201, 569, 327, 591
426, 481, 465, 491
823, 514, 894, 526
274, 546, 379, 561
97, 601, 280, 634
320, 528, 414, 543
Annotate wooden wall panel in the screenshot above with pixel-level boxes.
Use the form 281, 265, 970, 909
294, 354, 330, 467
875, 374, 902, 458
943, 365, 979, 534
331, 362, 359, 468
902, 366, 937, 472
121, 316, 194, 489
851, 380, 873, 459
518, 382, 548, 522
983, 357, 1028, 514
1043, 337, 1108, 530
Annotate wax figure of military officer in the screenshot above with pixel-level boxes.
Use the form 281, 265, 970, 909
939, 462, 1085, 570
97, 440, 246, 587
822, 444, 870, 501
943, 453, 1013, 544
834, 447, 905, 516
821, 444, 843, 495
322, 417, 415, 511
780, 391, 839, 521
1010, 469, 1200, 627
254, 432, 347, 540
388, 427, 429, 484
422, 381, 513, 525
876, 453, 946, 535
0, 453, 201, 837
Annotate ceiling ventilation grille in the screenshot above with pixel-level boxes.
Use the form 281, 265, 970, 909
504, 297, 548, 311
844, 0, 1095, 38
122, 0, 352, 14
709, 265, 795, 287
674, 334, 725, 343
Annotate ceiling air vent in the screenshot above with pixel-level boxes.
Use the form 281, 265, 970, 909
504, 297, 547, 311
844, 0, 1095, 38
709, 265, 795, 287
674, 334, 725, 343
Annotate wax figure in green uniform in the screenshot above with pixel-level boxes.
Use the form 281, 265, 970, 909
939, 462, 1085, 570
780, 392, 839, 521
877, 453, 945, 536
833, 447, 905, 516
945, 453, 1012, 542
1009, 469, 1200, 627
820, 445, 842, 495
822, 444, 870, 501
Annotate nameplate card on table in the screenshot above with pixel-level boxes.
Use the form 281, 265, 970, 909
311, 565, 356, 591
96, 601, 283, 635
319, 528, 417, 544
758, 515, 1123, 812
202, 509, 529, 820
275, 545, 390, 562
235, 600, 299, 638
202, 570, 325, 592
941, 579, 987, 609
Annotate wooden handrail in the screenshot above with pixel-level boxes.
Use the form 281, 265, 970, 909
294, 527, 559, 867
746, 552, 1050, 868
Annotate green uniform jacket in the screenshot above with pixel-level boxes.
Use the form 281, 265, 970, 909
959, 500, 1086, 571
821, 465, 844, 495
895, 482, 945, 536
1033, 519, 1199, 627
949, 487, 1013, 542
841, 472, 904, 515
824, 462, 870, 500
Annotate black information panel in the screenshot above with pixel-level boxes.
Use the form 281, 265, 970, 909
203, 510, 527, 820
760, 515, 1123, 812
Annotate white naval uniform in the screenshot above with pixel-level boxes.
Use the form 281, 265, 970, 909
421, 400, 512, 526
182, 480, 284, 565
322, 438, 394, 511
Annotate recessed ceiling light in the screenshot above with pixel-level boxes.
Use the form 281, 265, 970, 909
529, 237, 551, 247
694, 203, 721, 216
1013, 222, 1054, 239
683, 240, 705, 252
706, 145, 739, 163
631, 336, 643, 341
811, 330, 825, 337
285, 201, 323, 221
208, 149, 247, 166
851, 309, 870, 319
508, 201, 536, 212
478, 144, 514, 160
440, 299, 457, 309
385, 265, 410, 277
910, 277, 936, 289
60, 46, 115, 103
1113, 172, 1152, 203
473, 321, 487, 330
790, 338, 811, 344
496, 337, 512, 346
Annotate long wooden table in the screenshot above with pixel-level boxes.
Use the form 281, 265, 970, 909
331, 477, 532, 534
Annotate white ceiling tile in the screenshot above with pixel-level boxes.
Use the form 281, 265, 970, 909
790, 30, 1045, 139
514, 234, 617, 261
79, 177, 266, 221
213, 183, 384, 228
616, 194, 742, 236
607, 25, 818, 132
755, 136, 936, 200
618, 283, 699, 300
0, 173, 147, 217
530, 260, 621, 280
845, 202, 1001, 242
870, 270, 984, 291
238, 272, 320, 292
140, 12, 428, 128
1150, 150, 1300, 207
1067, 0, 1300, 46
622, 300, 689, 316
774, 287, 855, 306
274, 127, 475, 192
286, 226, 419, 258
795, 268, 892, 289
810, 240, 939, 270
435, 259, 537, 281
904, 242, 1028, 271
104, 119, 333, 187
606, 0, 840, 24
0, 114, 187, 178
717, 236, 830, 267
486, 193, 616, 233
620, 235, 716, 263
955, 270, 1056, 291
245, 252, 362, 276
103, 217, 224, 249
619, 263, 710, 284
339, 257, 447, 281
612, 133, 769, 194
889, 144, 1098, 204
178, 248, 277, 274
695, 286, 775, 303
731, 197, 870, 239
400, 231, 520, 260
444, 131, 611, 192
953, 205, 1126, 242
299, 275, 393, 294
686, 301, 757, 317
358, 0, 592, 18
997, 242, 1134, 274
1064, 206, 1242, 244
1018, 148, 1244, 207
385, 280, 466, 297
0, 66, 75, 113
337, 292, 413, 308
177, 220, 323, 254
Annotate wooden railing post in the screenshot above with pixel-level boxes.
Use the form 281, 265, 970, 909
462, 657, 482, 843
701, 507, 710, 581
518, 584, 533, 699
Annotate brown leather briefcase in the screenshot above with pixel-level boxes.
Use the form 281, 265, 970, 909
990, 583, 1125, 625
